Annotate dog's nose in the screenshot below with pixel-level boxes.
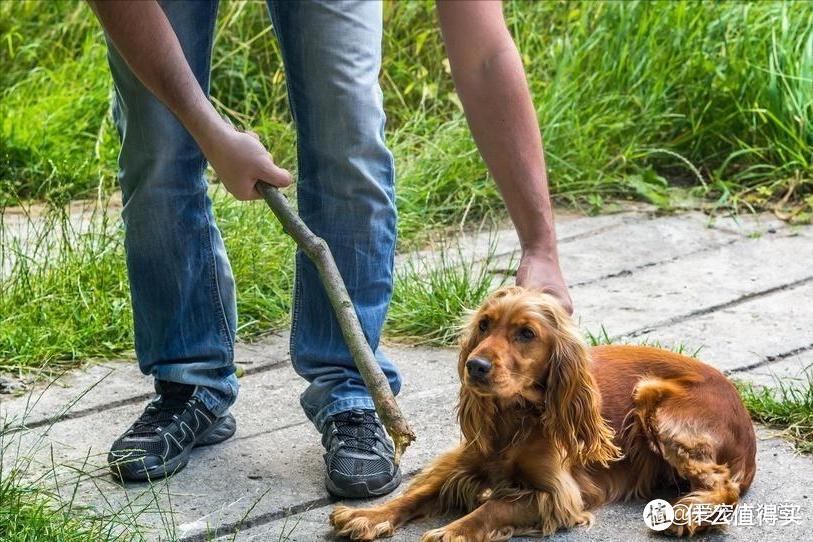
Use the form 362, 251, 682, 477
466, 357, 492, 380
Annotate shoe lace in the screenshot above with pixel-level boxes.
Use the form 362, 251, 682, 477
332, 410, 383, 454
129, 397, 191, 437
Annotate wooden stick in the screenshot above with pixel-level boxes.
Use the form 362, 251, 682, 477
255, 181, 416, 464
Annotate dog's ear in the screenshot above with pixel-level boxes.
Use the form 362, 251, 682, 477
456, 312, 495, 454
542, 302, 621, 467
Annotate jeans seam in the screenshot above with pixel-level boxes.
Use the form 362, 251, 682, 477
289, 264, 302, 364
204, 1, 218, 94
269, 1, 305, 366
202, 193, 234, 358
202, 0, 233, 361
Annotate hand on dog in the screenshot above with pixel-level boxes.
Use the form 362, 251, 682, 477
516, 250, 573, 315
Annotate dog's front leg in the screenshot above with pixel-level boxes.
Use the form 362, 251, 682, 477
421, 468, 592, 541
420, 493, 538, 542
331, 445, 481, 541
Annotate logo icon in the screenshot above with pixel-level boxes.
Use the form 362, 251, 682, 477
643, 499, 674, 531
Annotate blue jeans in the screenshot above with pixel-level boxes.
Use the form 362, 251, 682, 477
106, 0, 401, 430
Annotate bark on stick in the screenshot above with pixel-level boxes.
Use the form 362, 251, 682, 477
256, 181, 416, 464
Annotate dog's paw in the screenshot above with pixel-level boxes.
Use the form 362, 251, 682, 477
421, 526, 469, 542
330, 505, 395, 541
421, 524, 512, 542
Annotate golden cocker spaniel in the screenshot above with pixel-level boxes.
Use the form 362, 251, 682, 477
331, 286, 757, 540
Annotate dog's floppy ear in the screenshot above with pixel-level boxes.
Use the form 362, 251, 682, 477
542, 301, 621, 466
456, 312, 496, 454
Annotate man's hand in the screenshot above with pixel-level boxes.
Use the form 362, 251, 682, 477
516, 250, 573, 315
200, 124, 292, 201
438, 2, 574, 314
88, 1, 291, 201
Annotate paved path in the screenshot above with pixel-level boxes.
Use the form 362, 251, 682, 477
2, 207, 812, 541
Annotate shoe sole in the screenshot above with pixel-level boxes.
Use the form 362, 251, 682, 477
111, 414, 237, 482
325, 466, 403, 499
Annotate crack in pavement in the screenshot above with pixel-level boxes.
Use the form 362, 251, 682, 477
569, 237, 743, 287
725, 341, 813, 376
178, 469, 423, 542
7, 358, 291, 432
618, 274, 813, 341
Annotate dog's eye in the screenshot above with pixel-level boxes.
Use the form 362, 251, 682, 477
478, 318, 489, 333
518, 326, 536, 341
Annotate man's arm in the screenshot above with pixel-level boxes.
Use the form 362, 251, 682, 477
87, 0, 290, 200
436, 0, 572, 313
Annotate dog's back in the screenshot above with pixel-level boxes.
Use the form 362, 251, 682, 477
582, 344, 757, 535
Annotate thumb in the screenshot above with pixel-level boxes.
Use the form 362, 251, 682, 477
256, 155, 293, 188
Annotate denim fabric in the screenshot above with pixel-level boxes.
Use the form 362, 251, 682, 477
107, 0, 401, 427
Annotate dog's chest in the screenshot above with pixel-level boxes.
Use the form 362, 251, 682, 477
481, 427, 549, 489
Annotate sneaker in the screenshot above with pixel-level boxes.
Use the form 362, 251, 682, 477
108, 380, 236, 482
321, 409, 401, 498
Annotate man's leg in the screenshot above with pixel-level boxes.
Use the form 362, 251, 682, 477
105, 0, 238, 482
267, 0, 401, 497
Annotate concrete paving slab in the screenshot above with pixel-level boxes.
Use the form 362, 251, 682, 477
634, 282, 813, 375
400, 210, 787, 287
4, 345, 461, 539
394, 208, 651, 272
8, 338, 813, 541
572, 229, 813, 341
549, 212, 744, 286
0, 333, 291, 428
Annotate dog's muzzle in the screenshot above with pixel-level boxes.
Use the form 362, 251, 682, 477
466, 357, 492, 382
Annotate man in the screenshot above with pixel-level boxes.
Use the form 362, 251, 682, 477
90, 0, 571, 499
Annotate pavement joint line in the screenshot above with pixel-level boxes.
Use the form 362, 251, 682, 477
725, 341, 813, 377
480, 214, 783, 282
618, 274, 813, 341
557, 213, 649, 244
6, 358, 292, 432
424, 212, 649, 268
230, 420, 309, 443
708, 217, 783, 238
178, 469, 424, 542
569, 237, 743, 287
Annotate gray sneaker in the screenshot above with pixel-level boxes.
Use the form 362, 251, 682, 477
321, 409, 402, 498
108, 381, 236, 482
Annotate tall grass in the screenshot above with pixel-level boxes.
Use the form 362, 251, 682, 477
0, 190, 296, 371
2, 1, 812, 210
2, 0, 813, 368
739, 372, 813, 454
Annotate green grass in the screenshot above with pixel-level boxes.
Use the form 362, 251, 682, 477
1, 386, 144, 542
386, 241, 507, 346
739, 372, 813, 454
3, 0, 813, 368
3, 0, 813, 211
0, 190, 297, 372
0, 468, 137, 542
0, 380, 304, 541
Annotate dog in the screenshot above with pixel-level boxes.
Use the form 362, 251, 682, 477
330, 286, 757, 541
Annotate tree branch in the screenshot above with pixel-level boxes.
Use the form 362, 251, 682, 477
255, 181, 416, 464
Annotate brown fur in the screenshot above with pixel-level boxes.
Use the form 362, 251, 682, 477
330, 287, 757, 541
